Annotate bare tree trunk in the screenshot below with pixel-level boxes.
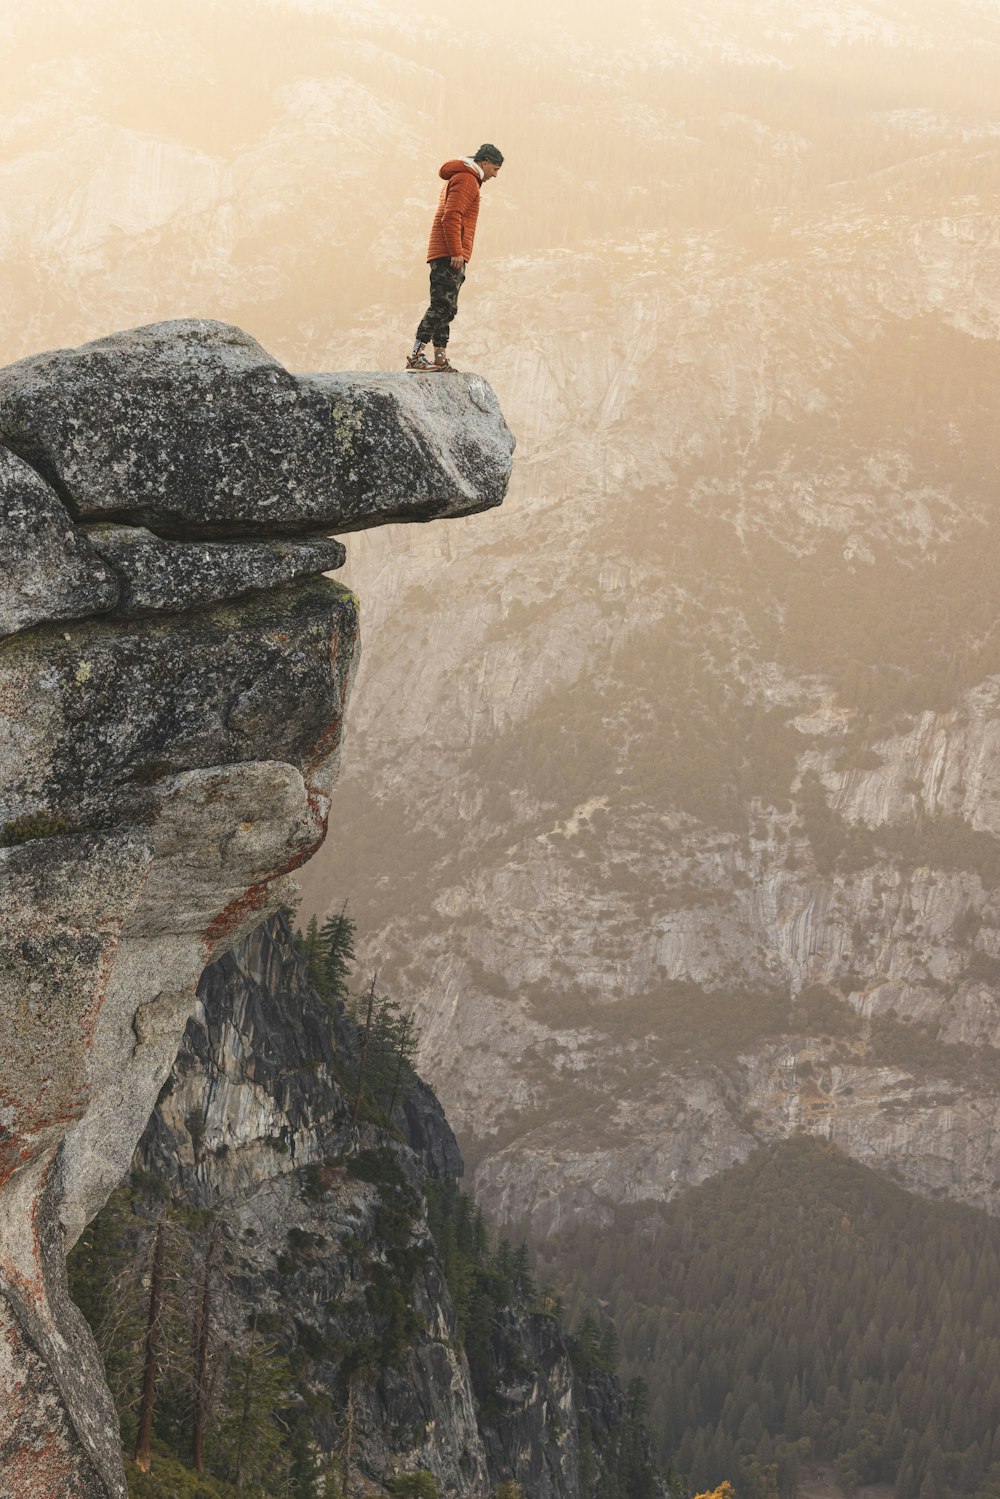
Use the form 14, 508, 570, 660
192, 1222, 218, 1473
134, 1220, 166, 1473
350, 974, 377, 1131
235, 1314, 257, 1490
344, 1374, 356, 1493
387, 1047, 406, 1119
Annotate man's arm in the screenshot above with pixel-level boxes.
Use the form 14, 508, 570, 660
441, 175, 477, 264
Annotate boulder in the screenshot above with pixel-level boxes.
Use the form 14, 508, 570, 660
85, 523, 345, 615
0, 577, 359, 834
0, 445, 117, 639
0, 319, 515, 537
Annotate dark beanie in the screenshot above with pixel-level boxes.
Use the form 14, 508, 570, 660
473, 144, 504, 166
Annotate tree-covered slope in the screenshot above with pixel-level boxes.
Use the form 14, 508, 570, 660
533, 1135, 1000, 1499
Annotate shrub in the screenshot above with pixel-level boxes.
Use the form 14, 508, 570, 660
389, 1471, 441, 1499
794, 985, 861, 1038
0, 811, 72, 846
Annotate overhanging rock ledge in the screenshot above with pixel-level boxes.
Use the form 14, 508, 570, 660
0, 318, 514, 537
0, 319, 514, 1498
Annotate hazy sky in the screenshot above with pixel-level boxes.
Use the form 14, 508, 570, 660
3, 0, 999, 367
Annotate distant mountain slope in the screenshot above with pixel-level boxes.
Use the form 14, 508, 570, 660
299, 195, 1000, 1229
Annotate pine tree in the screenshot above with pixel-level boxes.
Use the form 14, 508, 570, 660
598, 1320, 620, 1373
298, 914, 324, 994
512, 1242, 535, 1300
320, 903, 357, 1005
286, 1414, 324, 1499
214, 1318, 292, 1489
134, 1219, 167, 1473
783, 1382, 802, 1440
350, 974, 378, 1130
472, 1207, 489, 1265
574, 1309, 601, 1372
382, 1006, 420, 1117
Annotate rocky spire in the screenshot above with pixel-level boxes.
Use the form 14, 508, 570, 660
0, 320, 513, 1498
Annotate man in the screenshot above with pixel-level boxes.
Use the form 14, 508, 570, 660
406, 143, 504, 373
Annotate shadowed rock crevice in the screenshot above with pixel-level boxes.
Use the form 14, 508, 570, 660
0, 318, 513, 1498
84, 524, 348, 616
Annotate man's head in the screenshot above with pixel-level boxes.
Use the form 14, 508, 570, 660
474, 143, 504, 181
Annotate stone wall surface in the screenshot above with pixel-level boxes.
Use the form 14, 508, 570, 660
0, 320, 512, 1497
0, 447, 117, 638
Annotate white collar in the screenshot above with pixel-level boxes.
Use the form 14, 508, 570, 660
461, 156, 485, 181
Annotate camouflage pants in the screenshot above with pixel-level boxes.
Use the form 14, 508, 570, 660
415, 257, 466, 348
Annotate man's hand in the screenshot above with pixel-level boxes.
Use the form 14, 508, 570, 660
449, 255, 465, 270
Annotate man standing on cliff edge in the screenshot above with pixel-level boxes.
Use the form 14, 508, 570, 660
406, 144, 504, 374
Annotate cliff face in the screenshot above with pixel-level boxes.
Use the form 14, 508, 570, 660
85, 913, 654, 1499
0, 319, 513, 1498
136, 917, 490, 1496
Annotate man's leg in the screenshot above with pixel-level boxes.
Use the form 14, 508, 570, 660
431, 262, 465, 369
414, 259, 453, 348
408, 260, 464, 370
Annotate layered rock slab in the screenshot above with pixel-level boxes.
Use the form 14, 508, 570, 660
0, 319, 515, 536
0, 446, 117, 638
0, 577, 357, 832
85, 524, 346, 615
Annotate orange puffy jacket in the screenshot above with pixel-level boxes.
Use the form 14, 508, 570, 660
426, 160, 482, 263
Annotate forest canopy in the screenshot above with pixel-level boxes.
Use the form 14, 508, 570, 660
534, 1136, 1000, 1499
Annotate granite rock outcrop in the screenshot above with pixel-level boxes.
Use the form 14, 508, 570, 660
0, 320, 513, 1498
0, 446, 117, 638
87, 914, 658, 1499
0, 319, 514, 537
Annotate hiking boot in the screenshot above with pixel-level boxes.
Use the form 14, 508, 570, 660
405, 352, 433, 372
431, 352, 459, 373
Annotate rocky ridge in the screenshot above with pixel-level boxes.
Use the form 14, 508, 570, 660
0, 318, 513, 1499
91, 912, 658, 1499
